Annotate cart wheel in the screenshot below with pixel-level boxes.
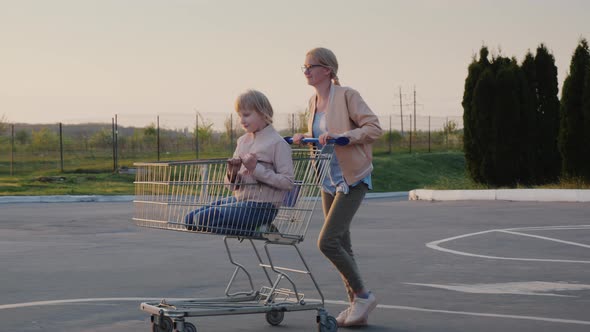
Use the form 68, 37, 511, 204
265, 310, 285, 326
182, 322, 197, 332
318, 315, 338, 332
151, 316, 173, 332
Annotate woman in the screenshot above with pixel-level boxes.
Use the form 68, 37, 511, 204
292, 47, 382, 327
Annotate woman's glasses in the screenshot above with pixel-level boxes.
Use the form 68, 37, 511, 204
301, 64, 325, 73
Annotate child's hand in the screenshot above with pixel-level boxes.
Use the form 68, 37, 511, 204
242, 153, 257, 171
227, 158, 242, 178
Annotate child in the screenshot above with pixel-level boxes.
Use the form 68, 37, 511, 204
185, 90, 294, 236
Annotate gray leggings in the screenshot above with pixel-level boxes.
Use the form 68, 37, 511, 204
317, 183, 368, 302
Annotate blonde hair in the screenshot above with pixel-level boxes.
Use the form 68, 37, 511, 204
306, 47, 340, 86
235, 89, 274, 124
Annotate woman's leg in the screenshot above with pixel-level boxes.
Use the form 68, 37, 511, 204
318, 183, 368, 299
321, 192, 356, 303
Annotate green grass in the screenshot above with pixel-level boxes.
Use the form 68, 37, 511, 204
2, 151, 588, 195
0, 172, 135, 196
372, 151, 471, 192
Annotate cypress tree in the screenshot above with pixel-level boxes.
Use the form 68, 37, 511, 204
559, 39, 590, 179
462, 47, 488, 182
468, 49, 496, 183
464, 48, 540, 186
474, 69, 495, 183
492, 57, 522, 186
534, 44, 561, 183
519, 52, 537, 184
584, 57, 590, 172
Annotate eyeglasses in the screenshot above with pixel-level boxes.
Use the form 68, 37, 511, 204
301, 64, 325, 73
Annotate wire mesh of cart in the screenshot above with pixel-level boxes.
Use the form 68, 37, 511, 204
132, 137, 349, 332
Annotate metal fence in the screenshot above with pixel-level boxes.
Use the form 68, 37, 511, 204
0, 112, 463, 175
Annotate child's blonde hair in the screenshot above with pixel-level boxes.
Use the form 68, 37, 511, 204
235, 90, 274, 124
306, 47, 340, 86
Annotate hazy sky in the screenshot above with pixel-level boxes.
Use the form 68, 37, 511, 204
1, 0, 589, 129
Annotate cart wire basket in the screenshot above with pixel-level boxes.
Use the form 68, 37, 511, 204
133, 139, 345, 332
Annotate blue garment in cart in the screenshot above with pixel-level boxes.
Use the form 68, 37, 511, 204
184, 197, 278, 237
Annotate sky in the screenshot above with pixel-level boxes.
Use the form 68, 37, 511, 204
1, 0, 589, 130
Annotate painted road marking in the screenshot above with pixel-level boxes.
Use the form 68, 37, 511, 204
426, 225, 590, 263
499, 230, 590, 249
1, 297, 590, 326
405, 281, 590, 297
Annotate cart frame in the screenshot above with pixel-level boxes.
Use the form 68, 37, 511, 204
132, 144, 339, 332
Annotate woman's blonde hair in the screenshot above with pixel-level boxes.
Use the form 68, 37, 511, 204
235, 89, 274, 124
306, 47, 340, 86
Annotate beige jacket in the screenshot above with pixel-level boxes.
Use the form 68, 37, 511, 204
305, 85, 382, 184
227, 125, 294, 204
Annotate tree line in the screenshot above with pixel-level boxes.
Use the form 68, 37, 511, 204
463, 39, 590, 186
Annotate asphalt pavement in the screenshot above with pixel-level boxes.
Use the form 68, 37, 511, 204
1, 193, 589, 331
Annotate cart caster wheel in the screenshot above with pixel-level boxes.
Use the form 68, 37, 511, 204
151, 316, 173, 332
266, 310, 285, 326
175, 322, 197, 332
318, 315, 338, 332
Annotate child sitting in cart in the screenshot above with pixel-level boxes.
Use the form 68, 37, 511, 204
185, 90, 294, 237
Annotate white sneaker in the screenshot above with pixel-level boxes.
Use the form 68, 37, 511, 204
344, 292, 377, 326
335, 307, 350, 327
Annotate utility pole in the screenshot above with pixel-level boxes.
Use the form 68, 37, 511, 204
195, 110, 199, 160
413, 87, 417, 135
399, 86, 404, 136
157, 115, 160, 161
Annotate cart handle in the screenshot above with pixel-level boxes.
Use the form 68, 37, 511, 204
284, 136, 349, 146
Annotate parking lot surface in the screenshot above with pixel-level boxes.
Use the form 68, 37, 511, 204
1, 198, 589, 331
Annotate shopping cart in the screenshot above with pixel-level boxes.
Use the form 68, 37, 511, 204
132, 137, 348, 332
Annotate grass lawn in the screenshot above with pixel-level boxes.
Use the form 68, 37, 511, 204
372, 151, 472, 192
1, 151, 587, 195
0, 172, 135, 196
1, 151, 468, 195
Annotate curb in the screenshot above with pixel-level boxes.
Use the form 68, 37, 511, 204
0, 193, 408, 204
409, 189, 590, 203
0, 195, 135, 204
366, 192, 408, 200
1, 190, 589, 204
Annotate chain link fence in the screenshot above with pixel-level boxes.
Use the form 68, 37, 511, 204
0, 112, 463, 175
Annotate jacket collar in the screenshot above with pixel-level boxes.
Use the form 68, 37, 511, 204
250, 123, 274, 138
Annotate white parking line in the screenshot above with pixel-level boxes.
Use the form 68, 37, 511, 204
0, 298, 164, 310
498, 230, 590, 249
2, 297, 590, 326
426, 225, 590, 263
405, 281, 590, 296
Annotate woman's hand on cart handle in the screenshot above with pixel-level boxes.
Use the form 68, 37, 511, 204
284, 136, 350, 146
291, 133, 306, 144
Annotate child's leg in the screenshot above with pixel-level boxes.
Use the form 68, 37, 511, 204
185, 197, 236, 231
212, 201, 277, 236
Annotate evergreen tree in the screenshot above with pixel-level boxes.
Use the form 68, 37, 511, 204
492, 57, 522, 186
462, 47, 489, 182
584, 57, 590, 167
519, 52, 537, 184
464, 47, 541, 186
534, 44, 561, 183
466, 48, 496, 183
559, 39, 590, 179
